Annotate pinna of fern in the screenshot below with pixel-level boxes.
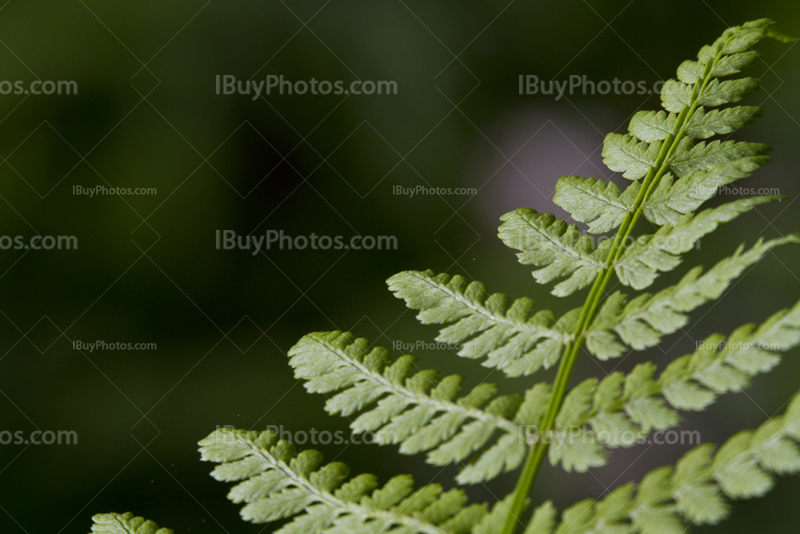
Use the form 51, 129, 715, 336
91, 17, 800, 534
281, 292, 800, 478
92, 390, 800, 534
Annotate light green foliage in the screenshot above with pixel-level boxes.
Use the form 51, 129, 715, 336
198, 427, 487, 534
546, 392, 800, 534
553, 176, 638, 234
586, 236, 800, 358
288, 331, 548, 484
553, 299, 800, 462
602, 134, 662, 179
685, 106, 762, 138
526, 501, 557, 534
93, 18, 800, 534
387, 270, 575, 376
547, 379, 607, 472
615, 196, 785, 289
496, 198, 765, 303
89, 513, 172, 534
628, 110, 677, 142
498, 209, 608, 296
644, 144, 772, 226
471, 497, 517, 534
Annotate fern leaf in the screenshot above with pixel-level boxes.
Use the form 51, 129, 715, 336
199, 428, 487, 533
526, 501, 557, 534
550, 299, 800, 462
497, 209, 609, 296
670, 139, 770, 178
551, 390, 800, 533
387, 270, 575, 375
547, 380, 608, 472
89, 513, 173, 534
88, 18, 800, 534
471, 496, 518, 534
684, 106, 762, 138
552, 176, 638, 234
498, 309, 579, 377
615, 195, 782, 290
472, 496, 559, 534
602, 134, 662, 180
586, 235, 800, 358
659, 78, 694, 113
568, 300, 800, 448
628, 110, 677, 143
644, 152, 771, 226
457, 433, 527, 484
677, 51, 758, 83
605, 17, 777, 233
700, 77, 761, 107
661, 76, 759, 114
543, 17, 777, 281
288, 332, 547, 483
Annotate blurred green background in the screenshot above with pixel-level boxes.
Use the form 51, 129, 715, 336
0, 1, 799, 532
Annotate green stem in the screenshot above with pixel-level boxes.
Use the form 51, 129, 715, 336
498, 33, 737, 534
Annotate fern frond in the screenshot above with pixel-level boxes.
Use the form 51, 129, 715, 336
629, 106, 762, 144
89, 513, 173, 534
545, 391, 800, 534
628, 110, 677, 143
387, 271, 576, 376
586, 235, 800, 359
526, 502, 558, 534
85, 18, 800, 534
615, 195, 782, 289
602, 134, 662, 180
468, 498, 559, 534
547, 379, 608, 472
199, 427, 488, 533
552, 176, 638, 234
553, 18, 776, 239
288, 331, 554, 483
644, 149, 771, 226
497, 209, 611, 297
467, 497, 510, 534
684, 106, 762, 138
635, 18, 776, 222
559, 299, 800, 454
670, 138, 769, 179
553, 184, 781, 293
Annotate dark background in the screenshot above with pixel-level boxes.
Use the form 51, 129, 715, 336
0, 1, 799, 532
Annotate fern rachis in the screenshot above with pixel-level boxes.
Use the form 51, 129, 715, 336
91, 18, 800, 534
